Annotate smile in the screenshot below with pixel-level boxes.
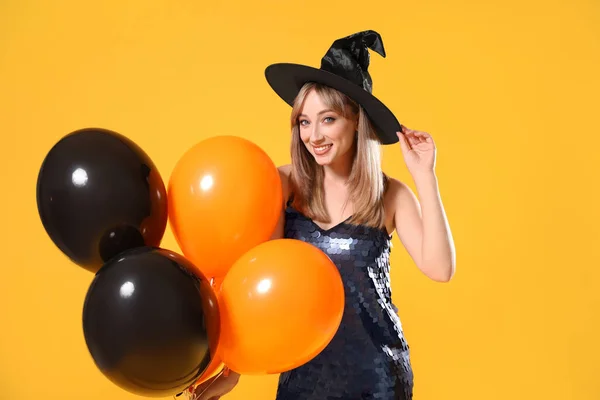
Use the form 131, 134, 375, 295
313, 144, 333, 156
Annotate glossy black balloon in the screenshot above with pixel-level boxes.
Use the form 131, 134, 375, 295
82, 247, 219, 398
36, 128, 168, 273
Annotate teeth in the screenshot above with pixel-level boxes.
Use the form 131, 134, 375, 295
315, 145, 332, 151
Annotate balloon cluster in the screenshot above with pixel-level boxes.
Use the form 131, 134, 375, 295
36, 128, 345, 397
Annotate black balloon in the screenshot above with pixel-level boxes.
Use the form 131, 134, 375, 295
82, 247, 220, 397
36, 128, 168, 273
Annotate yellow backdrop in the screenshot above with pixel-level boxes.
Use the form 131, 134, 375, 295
1, 0, 599, 399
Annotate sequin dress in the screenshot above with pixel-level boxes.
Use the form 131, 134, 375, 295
275, 202, 414, 400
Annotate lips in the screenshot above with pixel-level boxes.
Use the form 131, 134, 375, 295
312, 144, 333, 156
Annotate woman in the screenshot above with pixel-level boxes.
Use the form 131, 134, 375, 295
194, 30, 456, 400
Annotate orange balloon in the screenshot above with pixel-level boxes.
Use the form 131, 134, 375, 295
168, 136, 282, 281
218, 239, 345, 375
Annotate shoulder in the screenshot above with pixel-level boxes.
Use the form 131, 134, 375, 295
384, 175, 422, 234
386, 176, 414, 199
277, 164, 292, 201
278, 164, 292, 176
385, 176, 421, 213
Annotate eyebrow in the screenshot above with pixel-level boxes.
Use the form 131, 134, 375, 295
299, 109, 336, 118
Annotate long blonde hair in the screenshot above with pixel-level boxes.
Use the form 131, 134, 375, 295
288, 82, 388, 230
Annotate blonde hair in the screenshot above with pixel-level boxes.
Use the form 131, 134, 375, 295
288, 82, 388, 230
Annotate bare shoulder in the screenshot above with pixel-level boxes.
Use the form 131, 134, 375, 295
269, 165, 292, 240
277, 164, 292, 201
278, 164, 292, 176
384, 176, 422, 233
386, 177, 419, 204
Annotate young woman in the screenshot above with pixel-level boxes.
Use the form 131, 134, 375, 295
194, 30, 456, 400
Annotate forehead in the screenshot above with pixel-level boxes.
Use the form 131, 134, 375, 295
299, 90, 330, 115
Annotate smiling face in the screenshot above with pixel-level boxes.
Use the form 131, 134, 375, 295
295, 88, 358, 167
288, 82, 386, 229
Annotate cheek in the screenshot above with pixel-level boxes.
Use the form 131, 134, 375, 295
330, 128, 355, 148
299, 128, 311, 144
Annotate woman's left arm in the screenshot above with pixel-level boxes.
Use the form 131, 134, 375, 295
395, 126, 456, 282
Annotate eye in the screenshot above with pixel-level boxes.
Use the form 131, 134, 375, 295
323, 116, 335, 123
299, 119, 309, 126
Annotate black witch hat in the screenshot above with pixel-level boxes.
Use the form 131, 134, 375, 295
264, 30, 401, 145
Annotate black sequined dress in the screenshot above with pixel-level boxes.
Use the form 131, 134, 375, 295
275, 203, 414, 400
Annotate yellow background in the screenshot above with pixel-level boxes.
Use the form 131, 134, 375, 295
1, 0, 599, 399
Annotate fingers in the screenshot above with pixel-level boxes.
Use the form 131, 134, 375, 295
396, 130, 412, 153
193, 371, 238, 400
194, 376, 218, 392
401, 126, 434, 145
399, 130, 420, 149
195, 387, 219, 400
400, 126, 418, 145
416, 131, 432, 144
193, 376, 221, 399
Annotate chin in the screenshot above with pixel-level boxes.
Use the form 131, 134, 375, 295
312, 154, 335, 166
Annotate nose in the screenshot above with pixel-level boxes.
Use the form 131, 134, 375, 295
309, 125, 324, 143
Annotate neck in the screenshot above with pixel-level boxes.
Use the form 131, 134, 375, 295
322, 152, 353, 184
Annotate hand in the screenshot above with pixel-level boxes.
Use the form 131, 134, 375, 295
192, 370, 240, 400
396, 126, 437, 176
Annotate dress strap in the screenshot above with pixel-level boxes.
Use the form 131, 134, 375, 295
285, 192, 295, 207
